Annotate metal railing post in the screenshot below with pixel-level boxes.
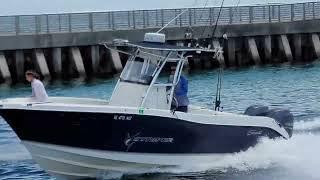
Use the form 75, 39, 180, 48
229, 7, 233, 24
263, 6, 266, 21
68, 14, 72, 32
161, 9, 164, 27
58, 15, 61, 32
209, 8, 213, 25
127, 11, 131, 28
174, 9, 178, 26
107, 12, 111, 29
239, 6, 242, 22
313, 2, 315, 19
179, 9, 182, 27
146, 10, 149, 27
15, 16, 20, 35
303, 3, 306, 20
133, 11, 136, 29
111, 12, 115, 30
268, 5, 272, 22
278, 5, 281, 22
35, 15, 41, 34
291, 4, 294, 21
143, 10, 146, 28
156, 10, 159, 27
193, 8, 196, 25
46, 15, 49, 33
249, 6, 253, 23
89, 13, 93, 32
188, 8, 192, 26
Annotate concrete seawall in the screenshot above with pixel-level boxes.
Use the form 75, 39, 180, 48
0, 2, 320, 83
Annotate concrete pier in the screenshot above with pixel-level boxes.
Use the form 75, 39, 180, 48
311, 33, 320, 58
264, 36, 272, 63
247, 38, 261, 65
91, 46, 100, 74
69, 47, 86, 77
52, 48, 62, 77
0, 2, 320, 83
227, 38, 236, 66
0, 52, 11, 83
203, 58, 212, 69
279, 35, 293, 62
192, 57, 202, 69
293, 34, 302, 61
108, 49, 123, 73
14, 50, 24, 80
33, 49, 50, 79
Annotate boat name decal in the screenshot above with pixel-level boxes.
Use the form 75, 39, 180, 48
124, 132, 174, 151
247, 130, 263, 136
114, 115, 132, 121
129, 137, 174, 143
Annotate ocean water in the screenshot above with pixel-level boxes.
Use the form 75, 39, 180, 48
1, 62, 320, 179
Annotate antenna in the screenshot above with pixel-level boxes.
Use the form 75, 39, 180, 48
156, 0, 199, 33
156, 9, 189, 33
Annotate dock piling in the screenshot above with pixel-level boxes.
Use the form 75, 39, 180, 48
311, 33, 320, 58
14, 50, 24, 81
107, 49, 123, 73
279, 35, 293, 62
52, 48, 62, 77
0, 52, 11, 83
91, 45, 100, 74
33, 49, 50, 79
69, 47, 86, 77
293, 34, 302, 61
264, 36, 272, 63
227, 38, 236, 66
248, 37, 261, 65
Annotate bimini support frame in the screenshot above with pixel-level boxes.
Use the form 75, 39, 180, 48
167, 56, 185, 109
140, 51, 172, 108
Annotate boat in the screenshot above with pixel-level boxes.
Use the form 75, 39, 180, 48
0, 32, 294, 180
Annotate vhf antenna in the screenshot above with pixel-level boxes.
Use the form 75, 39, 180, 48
156, 9, 189, 33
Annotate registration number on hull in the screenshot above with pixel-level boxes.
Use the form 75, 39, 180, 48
113, 115, 133, 121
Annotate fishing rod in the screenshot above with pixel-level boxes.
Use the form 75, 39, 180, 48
211, 0, 225, 38
213, 0, 226, 111
214, 67, 223, 111
213, 0, 241, 111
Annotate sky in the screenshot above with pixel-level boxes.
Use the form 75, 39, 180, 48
0, 0, 317, 15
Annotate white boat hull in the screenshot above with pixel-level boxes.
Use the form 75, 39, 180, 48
23, 140, 232, 180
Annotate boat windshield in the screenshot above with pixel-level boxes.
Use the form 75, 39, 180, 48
120, 56, 158, 85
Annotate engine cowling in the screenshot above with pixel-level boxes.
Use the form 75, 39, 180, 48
245, 105, 294, 138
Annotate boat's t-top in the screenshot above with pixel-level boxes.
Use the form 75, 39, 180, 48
102, 33, 223, 110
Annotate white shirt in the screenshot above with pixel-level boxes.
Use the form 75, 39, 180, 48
31, 79, 48, 102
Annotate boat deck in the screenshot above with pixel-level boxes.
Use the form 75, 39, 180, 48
0, 97, 222, 116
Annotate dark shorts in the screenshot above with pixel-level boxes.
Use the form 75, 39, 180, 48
176, 106, 188, 113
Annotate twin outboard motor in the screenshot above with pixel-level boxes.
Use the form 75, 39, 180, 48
245, 105, 294, 137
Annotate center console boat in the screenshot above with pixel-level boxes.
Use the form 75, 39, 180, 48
0, 33, 293, 180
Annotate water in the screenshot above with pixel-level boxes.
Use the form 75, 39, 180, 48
1, 62, 320, 179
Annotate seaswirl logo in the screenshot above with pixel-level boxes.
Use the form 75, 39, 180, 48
247, 129, 263, 136
124, 132, 141, 152
124, 132, 174, 152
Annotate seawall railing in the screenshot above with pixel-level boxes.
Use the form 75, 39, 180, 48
0, 1, 319, 36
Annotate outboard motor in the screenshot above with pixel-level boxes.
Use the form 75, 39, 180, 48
244, 105, 269, 116
245, 105, 294, 138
